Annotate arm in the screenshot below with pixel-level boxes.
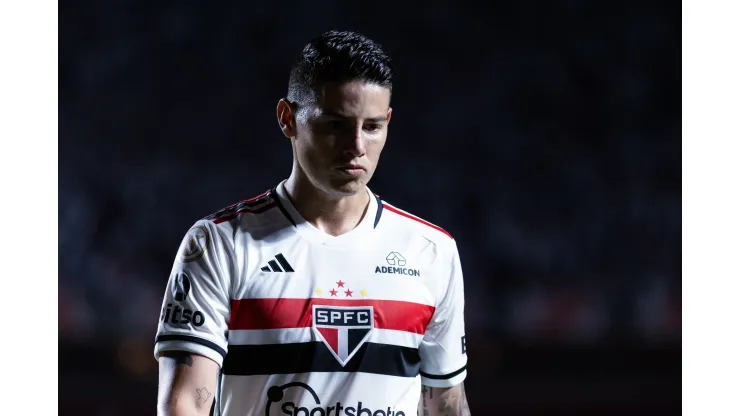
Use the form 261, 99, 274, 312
158, 351, 219, 416
418, 384, 471, 416
153, 220, 235, 416
418, 239, 470, 414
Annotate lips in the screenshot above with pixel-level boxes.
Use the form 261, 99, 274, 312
338, 164, 366, 171
335, 164, 366, 176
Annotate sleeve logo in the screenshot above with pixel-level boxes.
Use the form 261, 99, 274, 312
180, 225, 210, 262
161, 273, 205, 327
172, 272, 191, 301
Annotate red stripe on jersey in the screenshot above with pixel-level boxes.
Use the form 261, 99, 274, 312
245, 189, 271, 202
382, 204, 453, 239
229, 298, 435, 335
212, 201, 276, 224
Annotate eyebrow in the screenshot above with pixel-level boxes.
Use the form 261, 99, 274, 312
319, 111, 387, 123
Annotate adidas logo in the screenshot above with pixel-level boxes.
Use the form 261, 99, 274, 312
260, 253, 295, 273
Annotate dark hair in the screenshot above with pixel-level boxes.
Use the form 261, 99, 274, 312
287, 30, 393, 106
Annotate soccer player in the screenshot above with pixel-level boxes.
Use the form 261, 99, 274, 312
155, 30, 471, 416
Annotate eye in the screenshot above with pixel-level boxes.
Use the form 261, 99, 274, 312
364, 123, 382, 133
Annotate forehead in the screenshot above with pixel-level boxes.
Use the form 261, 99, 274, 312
311, 81, 390, 118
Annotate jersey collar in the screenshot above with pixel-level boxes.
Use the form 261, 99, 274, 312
273, 180, 381, 246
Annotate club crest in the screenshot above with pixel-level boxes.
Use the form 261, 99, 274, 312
312, 305, 374, 366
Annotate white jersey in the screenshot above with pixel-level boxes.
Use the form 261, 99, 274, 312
154, 180, 468, 416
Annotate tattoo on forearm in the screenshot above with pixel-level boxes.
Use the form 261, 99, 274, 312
459, 385, 470, 416
162, 351, 193, 367
196, 387, 212, 404
439, 388, 454, 414
421, 385, 471, 416
421, 386, 430, 416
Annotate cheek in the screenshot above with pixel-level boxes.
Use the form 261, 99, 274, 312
296, 133, 333, 162
367, 136, 387, 156
299, 124, 332, 148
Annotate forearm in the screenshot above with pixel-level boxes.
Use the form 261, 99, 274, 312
158, 351, 217, 416
160, 400, 212, 416
418, 384, 471, 416
159, 393, 213, 416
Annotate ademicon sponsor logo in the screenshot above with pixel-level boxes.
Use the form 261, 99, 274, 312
375, 252, 420, 277
266, 382, 406, 416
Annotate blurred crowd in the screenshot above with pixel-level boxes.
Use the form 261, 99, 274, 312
59, 0, 679, 347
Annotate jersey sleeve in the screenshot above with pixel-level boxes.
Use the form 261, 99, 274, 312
419, 240, 468, 387
153, 220, 234, 367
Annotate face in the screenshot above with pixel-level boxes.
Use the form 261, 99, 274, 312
278, 81, 392, 197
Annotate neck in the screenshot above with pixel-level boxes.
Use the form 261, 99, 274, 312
284, 171, 371, 237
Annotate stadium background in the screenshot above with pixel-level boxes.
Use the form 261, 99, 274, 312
59, 1, 680, 415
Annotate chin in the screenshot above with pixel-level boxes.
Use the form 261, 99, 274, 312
326, 177, 366, 196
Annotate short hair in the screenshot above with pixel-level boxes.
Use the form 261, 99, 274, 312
286, 30, 394, 107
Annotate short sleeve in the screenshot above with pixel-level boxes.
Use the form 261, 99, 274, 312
419, 240, 468, 387
154, 220, 233, 367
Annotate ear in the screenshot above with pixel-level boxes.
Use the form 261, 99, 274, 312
277, 99, 297, 138
386, 107, 393, 124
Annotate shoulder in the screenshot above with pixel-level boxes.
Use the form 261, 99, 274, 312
202, 189, 276, 225
181, 189, 285, 253
377, 196, 457, 251
199, 188, 290, 233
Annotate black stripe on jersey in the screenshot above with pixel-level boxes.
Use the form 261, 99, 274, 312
155, 334, 228, 358
275, 253, 295, 272
373, 194, 383, 228
222, 342, 421, 378
420, 365, 467, 380
270, 189, 298, 227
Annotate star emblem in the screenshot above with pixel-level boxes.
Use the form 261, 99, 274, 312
344, 289, 353, 297
360, 289, 368, 297
329, 288, 338, 296
442, 393, 457, 409
314, 288, 323, 295
336, 280, 345, 288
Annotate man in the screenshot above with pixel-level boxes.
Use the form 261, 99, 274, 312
155, 30, 471, 416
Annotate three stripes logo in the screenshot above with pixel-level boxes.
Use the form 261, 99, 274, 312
260, 253, 295, 273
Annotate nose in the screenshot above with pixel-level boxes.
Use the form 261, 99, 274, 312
342, 126, 366, 158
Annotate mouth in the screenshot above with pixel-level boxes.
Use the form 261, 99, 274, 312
336, 164, 366, 176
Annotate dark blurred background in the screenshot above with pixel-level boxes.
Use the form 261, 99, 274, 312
59, 1, 680, 415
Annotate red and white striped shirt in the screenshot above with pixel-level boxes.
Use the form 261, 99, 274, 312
154, 180, 467, 416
